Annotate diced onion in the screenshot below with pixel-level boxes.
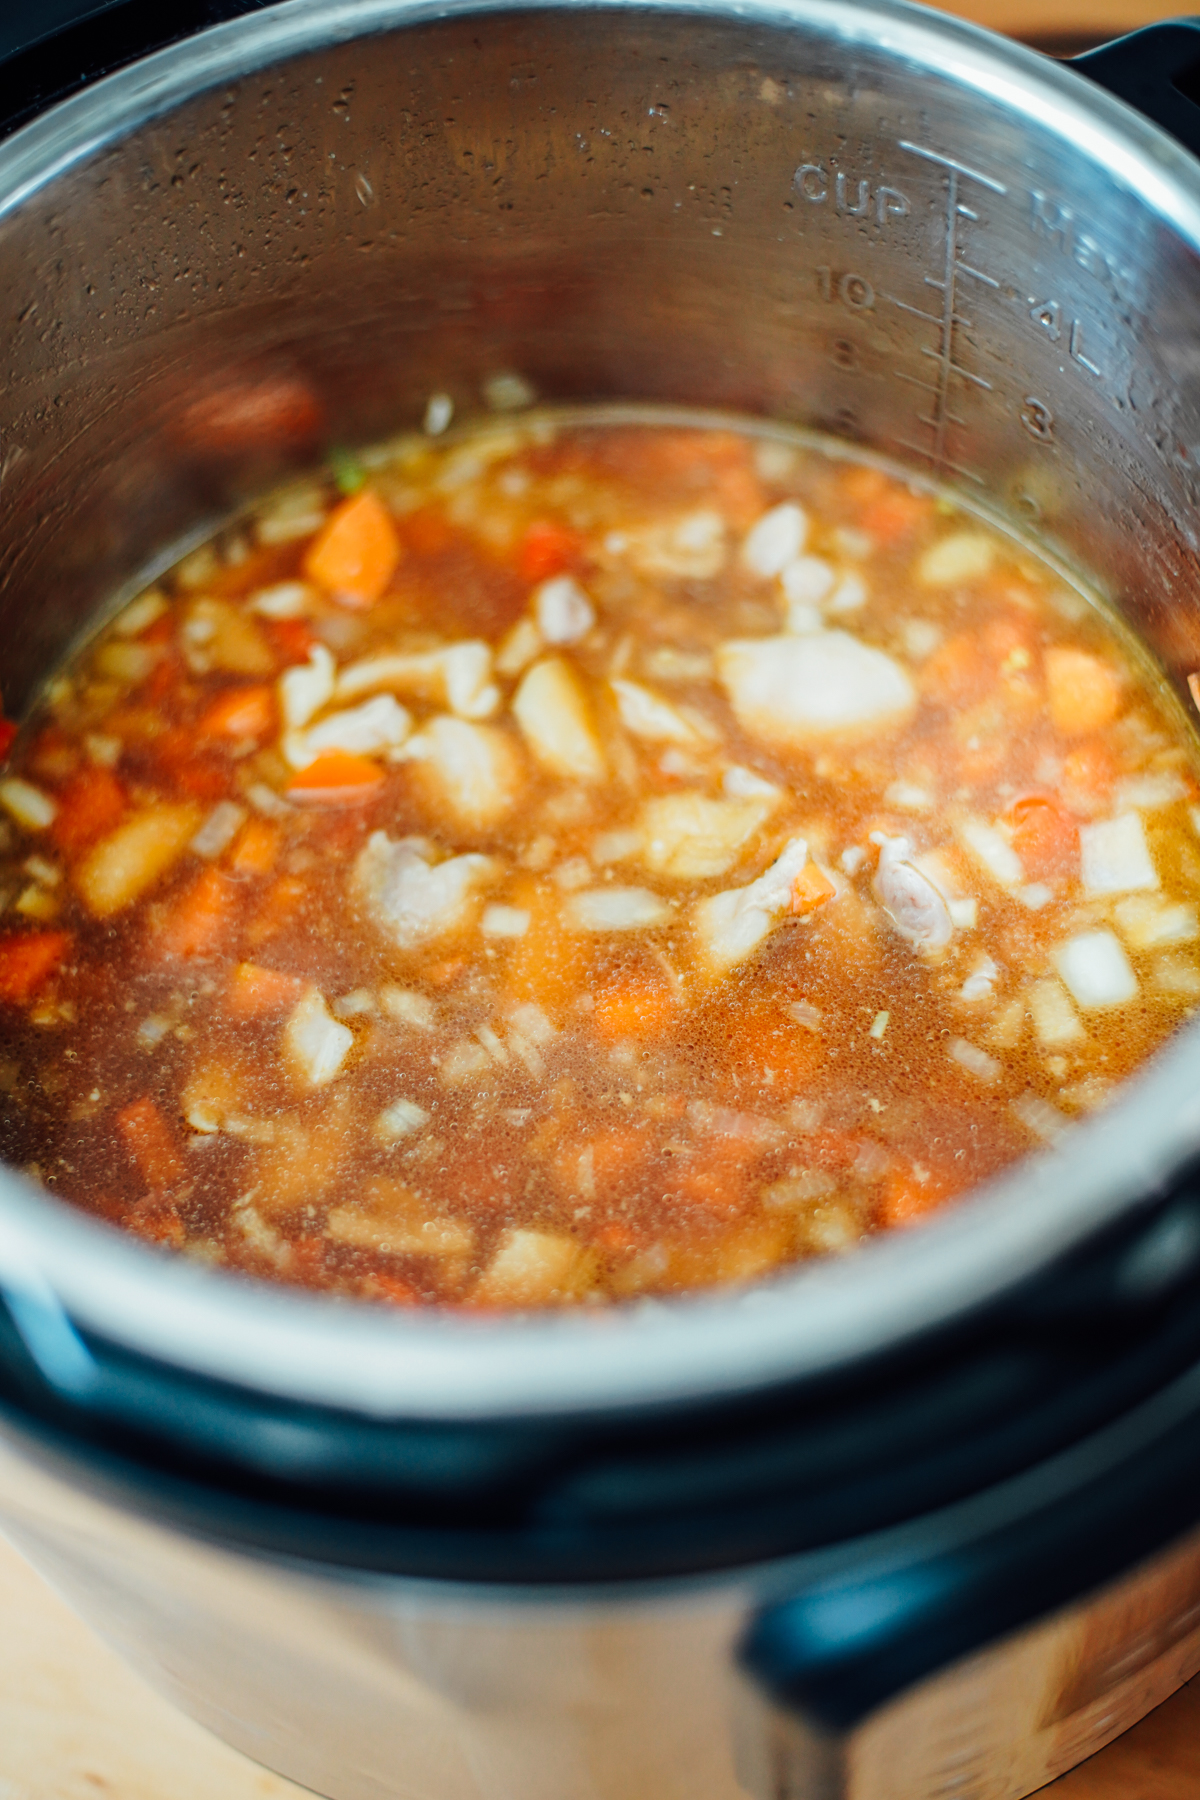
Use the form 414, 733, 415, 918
1080, 812, 1158, 896
1054, 929, 1138, 1008
566, 887, 673, 931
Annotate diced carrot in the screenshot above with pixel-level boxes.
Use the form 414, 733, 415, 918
227, 960, 305, 1016
153, 868, 240, 959
248, 874, 308, 947
303, 489, 401, 606
860, 486, 934, 543
1061, 738, 1117, 809
595, 1222, 644, 1254
593, 976, 675, 1042
227, 817, 281, 877
0, 930, 70, 1005
199, 684, 275, 740
671, 1164, 746, 1215
1006, 794, 1079, 880
1045, 647, 1123, 735
366, 1272, 421, 1306
116, 1096, 185, 1191
286, 751, 386, 805
50, 767, 126, 857
268, 617, 317, 663
791, 862, 836, 916
425, 956, 467, 988
922, 631, 990, 707
879, 1168, 956, 1229
839, 465, 888, 504
519, 519, 582, 583
0, 719, 16, 761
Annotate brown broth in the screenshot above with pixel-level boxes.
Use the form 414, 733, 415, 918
0, 412, 1196, 1310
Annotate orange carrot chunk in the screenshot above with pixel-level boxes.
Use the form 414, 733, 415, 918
153, 868, 240, 959
879, 1169, 955, 1229
518, 519, 582, 583
593, 977, 675, 1042
0, 930, 70, 1005
0, 718, 16, 761
227, 817, 281, 876
285, 752, 386, 805
227, 960, 305, 1016
199, 684, 275, 740
116, 1096, 185, 1190
791, 862, 836, 916
303, 490, 400, 607
1006, 794, 1079, 880
1045, 647, 1123, 735
50, 767, 126, 857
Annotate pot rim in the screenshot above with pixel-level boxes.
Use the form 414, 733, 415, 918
3, 0, 1200, 1422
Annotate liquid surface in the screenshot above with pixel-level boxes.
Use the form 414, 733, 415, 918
0, 414, 1198, 1310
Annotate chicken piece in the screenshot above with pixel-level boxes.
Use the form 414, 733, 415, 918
692, 835, 810, 974
512, 657, 606, 782
283, 694, 411, 768
871, 834, 954, 952
534, 576, 595, 645
400, 716, 524, 831
611, 679, 708, 745
283, 988, 353, 1088
355, 831, 500, 951
716, 631, 915, 748
640, 791, 776, 881
621, 509, 727, 580
279, 644, 336, 730
335, 642, 499, 718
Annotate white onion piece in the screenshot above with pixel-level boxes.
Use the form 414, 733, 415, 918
1054, 929, 1138, 1008
1080, 812, 1159, 896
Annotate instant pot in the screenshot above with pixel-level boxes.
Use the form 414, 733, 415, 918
6, 2, 1200, 1795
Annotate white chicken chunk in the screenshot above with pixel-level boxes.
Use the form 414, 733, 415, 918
692, 836, 810, 974
278, 644, 336, 730
534, 575, 595, 645
335, 642, 499, 719
741, 503, 808, 578
640, 792, 776, 881
611, 679, 706, 745
355, 832, 500, 951
399, 716, 524, 831
871, 835, 954, 952
283, 694, 411, 769
716, 631, 916, 748
284, 989, 353, 1088
512, 657, 606, 782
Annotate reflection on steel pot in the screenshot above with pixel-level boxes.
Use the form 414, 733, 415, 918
6, 4, 1200, 1797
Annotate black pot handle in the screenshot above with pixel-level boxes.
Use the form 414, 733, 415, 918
735, 1364, 1200, 1796
1073, 17, 1200, 159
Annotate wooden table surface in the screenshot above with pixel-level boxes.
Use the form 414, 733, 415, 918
2, 0, 1196, 1794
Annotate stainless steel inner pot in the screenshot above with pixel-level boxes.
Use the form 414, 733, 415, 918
7, 8, 1200, 1800
2, 0, 1200, 1417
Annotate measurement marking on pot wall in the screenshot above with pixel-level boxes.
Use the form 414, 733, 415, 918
884, 143, 1007, 481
